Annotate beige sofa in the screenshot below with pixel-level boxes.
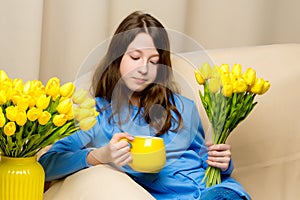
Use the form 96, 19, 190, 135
172, 43, 300, 200
43, 43, 300, 200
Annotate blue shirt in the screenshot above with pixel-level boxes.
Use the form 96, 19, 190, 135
39, 94, 251, 200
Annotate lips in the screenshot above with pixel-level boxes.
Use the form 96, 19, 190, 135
133, 77, 147, 84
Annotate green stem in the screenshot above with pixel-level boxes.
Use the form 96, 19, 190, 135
202, 166, 221, 188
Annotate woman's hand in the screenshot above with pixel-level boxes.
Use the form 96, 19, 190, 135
105, 132, 134, 166
206, 142, 231, 171
87, 132, 134, 167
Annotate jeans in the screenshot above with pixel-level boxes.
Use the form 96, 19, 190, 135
201, 187, 246, 200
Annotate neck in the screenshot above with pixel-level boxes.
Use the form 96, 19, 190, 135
129, 96, 140, 106
129, 95, 140, 106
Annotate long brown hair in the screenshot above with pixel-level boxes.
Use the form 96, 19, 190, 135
92, 11, 182, 135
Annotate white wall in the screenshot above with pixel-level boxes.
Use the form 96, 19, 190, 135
185, 0, 277, 48
39, 0, 110, 84
0, 0, 43, 81
0, 0, 299, 83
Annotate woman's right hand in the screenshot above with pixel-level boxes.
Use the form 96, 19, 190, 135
87, 132, 134, 167
105, 132, 134, 166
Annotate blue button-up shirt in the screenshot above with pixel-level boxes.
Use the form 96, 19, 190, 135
39, 94, 250, 199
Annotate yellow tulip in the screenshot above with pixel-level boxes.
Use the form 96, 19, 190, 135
36, 94, 51, 110
16, 95, 30, 111
59, 96, 68, 102
0, 70, 8, 81
208, 77, 221, 93
79, 116, 97, 131
24, 80, 45, 97
242, 68, 256, 86
74, 108, 95, 121
11, 94, 21, 105
250, 78, 265, 94
72, 107, 80, 118
219, 64, 230, 75
194, 69, 205, 85
80, 98, 96, 109
94, 109, 99, 117
232, 64, 242, 78
0, 78, 12, 89
23, 81, 32, 94
260, 80, 271, 95
16, 110, 27, 126
222, 83, 233, 97
13, 78, 23, 91
5, 90, 13, 102
200, 63, 212, 80
27, 107, 42, 121
0, 113, 6, 127
53, 114, 68, 127
38, 111, 51, 125
72, 88, 88, 104
31, 80, 44, 89
220, 72, 231, 86
5, 106, 18, 121
45, 77, 60, 99
211, 65, 220, 78
28, 96, 37, 108
66, 108, 74, 120
234, 77, 248, 93
231, 72, 238, 81
4, 122, 16, 136
0, 90, 7, 105
57, 98, 73, 114
60, 82, 76, 98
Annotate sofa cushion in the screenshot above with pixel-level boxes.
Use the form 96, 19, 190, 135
44, 165, 155, 200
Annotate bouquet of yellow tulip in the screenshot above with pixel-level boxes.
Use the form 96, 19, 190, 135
194, 63, 270, 188
0, 70, 98, 158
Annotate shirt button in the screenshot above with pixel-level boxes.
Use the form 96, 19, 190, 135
193, 190, 200, 198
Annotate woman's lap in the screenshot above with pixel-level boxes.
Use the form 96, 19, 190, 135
201, 187, 245, 200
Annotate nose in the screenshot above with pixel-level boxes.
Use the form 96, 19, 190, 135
137, 59, 148, 74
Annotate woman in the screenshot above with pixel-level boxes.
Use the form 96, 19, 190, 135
39, 11, 250, 200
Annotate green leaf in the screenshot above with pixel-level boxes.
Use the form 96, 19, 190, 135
15, 126, 24, 148
6, 135, 16, 157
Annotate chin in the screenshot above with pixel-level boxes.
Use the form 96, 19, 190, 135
131, 87, 146, 93
127, 84, 149, 93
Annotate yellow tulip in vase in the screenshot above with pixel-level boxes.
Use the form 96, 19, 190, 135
194, 63, 271, 188
0, 70, 98, 200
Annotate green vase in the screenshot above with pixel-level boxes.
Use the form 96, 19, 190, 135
0, 155, 45, 200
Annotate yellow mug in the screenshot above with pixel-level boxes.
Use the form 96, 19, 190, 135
123, 136, 166, 173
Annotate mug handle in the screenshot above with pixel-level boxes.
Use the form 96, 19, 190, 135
120, 138, 132, 148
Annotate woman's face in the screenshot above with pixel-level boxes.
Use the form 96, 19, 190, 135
120, 33, 159, 92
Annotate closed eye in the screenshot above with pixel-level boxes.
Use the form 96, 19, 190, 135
130, 56, 140, 60
149, 57, 159, 65
150, 60, 158, 65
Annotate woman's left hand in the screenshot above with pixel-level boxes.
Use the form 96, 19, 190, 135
206, 142, 231, 171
